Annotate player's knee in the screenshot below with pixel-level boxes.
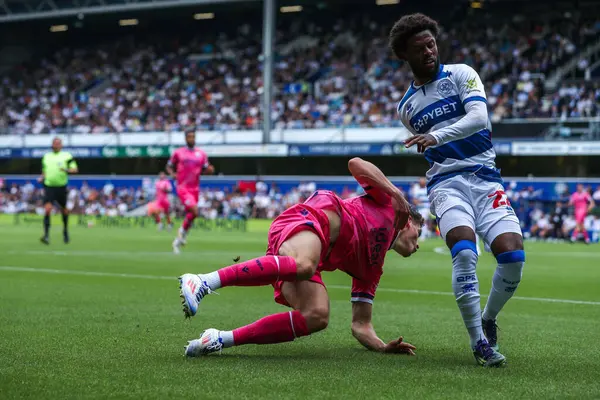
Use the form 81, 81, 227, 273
295, 256, 318, 280
491, 232, 524, 255
301, 306, 329, 333
451, 240, 478, 266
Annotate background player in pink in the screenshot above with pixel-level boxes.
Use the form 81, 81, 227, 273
178, 157, 423, 356
147, 171, 173, 231
569, 184, 595, 243
167, 129, 214, 254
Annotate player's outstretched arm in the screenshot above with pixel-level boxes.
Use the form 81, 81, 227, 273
351, 302, 416, 355
348, 157, 410, 229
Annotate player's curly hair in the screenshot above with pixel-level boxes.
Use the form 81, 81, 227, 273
408, 204, 425, 227
388, 13, 440, 60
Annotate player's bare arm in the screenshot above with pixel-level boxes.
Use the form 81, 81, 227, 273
588, 198, 596, 212
351, 302, 416, 355
348, 157, 410, 230
165, 162, 176, 179
203, 164, 215, 175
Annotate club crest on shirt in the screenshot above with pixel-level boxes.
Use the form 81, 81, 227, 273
437, 79, 453, 97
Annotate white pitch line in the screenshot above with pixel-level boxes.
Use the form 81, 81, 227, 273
1, 266, 599, 306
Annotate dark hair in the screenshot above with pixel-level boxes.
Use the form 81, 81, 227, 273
389, 13, 440, 60
408, 204, 425, 227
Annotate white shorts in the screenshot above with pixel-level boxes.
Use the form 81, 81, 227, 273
429, 174, 522, 246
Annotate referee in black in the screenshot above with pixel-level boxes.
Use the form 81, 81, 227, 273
38, 137, 78, 244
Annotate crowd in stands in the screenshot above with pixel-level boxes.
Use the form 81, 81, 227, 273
2, 178, 599, 242
1, 4, 600, 134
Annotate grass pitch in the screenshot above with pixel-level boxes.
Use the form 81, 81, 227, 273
1, 217, 599, 399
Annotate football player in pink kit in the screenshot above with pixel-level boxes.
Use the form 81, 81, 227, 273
569, 184, 595, 243
179, 157, 423, 356
167, 129, 214, 254
147, 172, 173, 231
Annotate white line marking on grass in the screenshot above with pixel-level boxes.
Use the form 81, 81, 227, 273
6, 250, 263, 257
1, 266, 599, 306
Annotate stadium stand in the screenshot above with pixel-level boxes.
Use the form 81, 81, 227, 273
1, 1, 599, 134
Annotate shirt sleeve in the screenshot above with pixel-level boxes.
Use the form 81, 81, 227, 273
66, 153, 77, 170
429, 65, 490, 146
350, 267, 383, 304
360, 184, 391, 206
455, 64, 487, 105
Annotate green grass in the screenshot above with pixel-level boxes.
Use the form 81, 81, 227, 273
1, 217, 599, 399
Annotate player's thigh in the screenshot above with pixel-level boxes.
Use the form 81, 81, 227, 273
473, 181, 523, 255
280, 279, 330, 332
278, 230, 322, 279
430, 179, 477, 249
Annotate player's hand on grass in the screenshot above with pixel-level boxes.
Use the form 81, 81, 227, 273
383, 336, 416, 355
391, 192, 410, 230
404, 134, 437, 153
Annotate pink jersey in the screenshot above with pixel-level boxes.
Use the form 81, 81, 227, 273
155, 179, 171, 203
169, 147, 209, 191
571, 191, 591, 212
304, 188, 398, 302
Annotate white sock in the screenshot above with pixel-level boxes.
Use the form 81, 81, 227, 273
482, 250, 525, 321
201, 271, 222, 291
219, 330, 234, 348
451, 241, 484, 348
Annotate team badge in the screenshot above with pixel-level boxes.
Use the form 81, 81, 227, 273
437, 79, 453, 96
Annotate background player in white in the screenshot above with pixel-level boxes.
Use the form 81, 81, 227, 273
390, 13, 526, 367
410, 177, 431, 239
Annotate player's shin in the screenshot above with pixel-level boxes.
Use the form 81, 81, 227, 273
482, 250, 525, 322
62, 213, 68, 230
43, 214, 50, 238
451, 240, 484, 348
229, 310, 310, 346
182, 211, 196, 232
202, 255, 298, 290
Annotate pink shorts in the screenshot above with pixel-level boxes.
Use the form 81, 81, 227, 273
267, 203, 330, 307
157, 199, 170, 213
177, 187, 199, 210
575, 209, 587, 225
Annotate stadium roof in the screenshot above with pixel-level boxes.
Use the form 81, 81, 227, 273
0, 0, 260, 22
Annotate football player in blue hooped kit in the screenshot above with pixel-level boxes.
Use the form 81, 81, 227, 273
390, 13, 526, 367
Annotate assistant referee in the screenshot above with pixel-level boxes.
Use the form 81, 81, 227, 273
39, 137, 78, 244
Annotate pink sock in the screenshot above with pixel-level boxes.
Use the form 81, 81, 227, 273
233, 311, 310, 345
182, 212, 196, 231
582, 229, 590, 241
217, 255, 297, 287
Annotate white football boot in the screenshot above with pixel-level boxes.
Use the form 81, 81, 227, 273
184, 329, 224, 357
178, 273, 214, 318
